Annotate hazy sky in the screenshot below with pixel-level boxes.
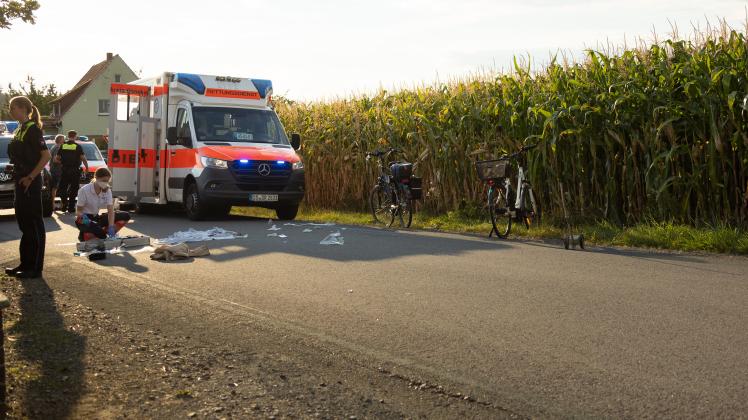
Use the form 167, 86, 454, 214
1, 0, 746, 101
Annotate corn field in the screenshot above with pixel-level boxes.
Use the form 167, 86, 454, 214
276, 27, 748, 226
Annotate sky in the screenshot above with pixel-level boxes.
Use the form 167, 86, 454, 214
0, 0, 746, 102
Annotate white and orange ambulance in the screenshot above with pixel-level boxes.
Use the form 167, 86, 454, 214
107, 73, 304, 220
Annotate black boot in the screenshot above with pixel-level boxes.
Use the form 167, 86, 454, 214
16, 271, 42, 279
4, 266, 24, 276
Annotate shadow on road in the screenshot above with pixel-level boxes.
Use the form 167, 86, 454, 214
98, 251, 149, 273
0, 213, 64, 244
8, 277, 86, 419
121, 212, 513, 264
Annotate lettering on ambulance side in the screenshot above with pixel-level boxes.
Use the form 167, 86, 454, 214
108, 149, 158, 168
204, 88, 260, 100
110, 83, 150, 96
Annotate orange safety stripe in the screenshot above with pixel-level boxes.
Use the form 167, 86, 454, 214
153, 84, 169, 96
205, 88, 260, 100
161, 149, 198, 169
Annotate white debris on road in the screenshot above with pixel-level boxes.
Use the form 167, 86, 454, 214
157, 228, 247, 245
320, 231, 345, 246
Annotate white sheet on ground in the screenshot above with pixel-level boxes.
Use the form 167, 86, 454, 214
156, 227, 247, 245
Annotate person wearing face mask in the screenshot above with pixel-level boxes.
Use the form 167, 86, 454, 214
74, 167, 131, 242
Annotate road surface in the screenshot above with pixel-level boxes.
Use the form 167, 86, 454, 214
1, 209, 746, 418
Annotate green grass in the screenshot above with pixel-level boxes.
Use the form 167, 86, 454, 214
232, 206, 748, 255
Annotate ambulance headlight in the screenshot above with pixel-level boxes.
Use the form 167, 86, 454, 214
200, 156, 229, 169
292, 160, 304, 170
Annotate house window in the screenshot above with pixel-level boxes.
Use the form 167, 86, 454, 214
114, 74, 121, 82
98, 99, 111, 115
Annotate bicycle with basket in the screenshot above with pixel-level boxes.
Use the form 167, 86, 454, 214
475, 144, 541, 238
366, 148, 423, 228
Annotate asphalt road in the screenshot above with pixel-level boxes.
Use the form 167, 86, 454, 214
1, 209, 747, 418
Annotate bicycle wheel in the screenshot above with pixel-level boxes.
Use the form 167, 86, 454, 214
488, 185, 512, 238
522, 188, 541, 229
398, 195, 414, 228
387, 187, 400, 228
369, 184, 395, 225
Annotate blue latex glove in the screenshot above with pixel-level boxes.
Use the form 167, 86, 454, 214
107, 226, 116, 238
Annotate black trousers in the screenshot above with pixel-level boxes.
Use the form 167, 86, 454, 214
75, 211, 131, 241
58, 167, 81, 212
14, 176, 45, 273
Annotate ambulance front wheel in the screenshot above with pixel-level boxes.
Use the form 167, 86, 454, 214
275, 203, 299, 220
184, 183, 209, 221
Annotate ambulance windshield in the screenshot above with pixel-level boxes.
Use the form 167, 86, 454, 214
192, 107, 290, 145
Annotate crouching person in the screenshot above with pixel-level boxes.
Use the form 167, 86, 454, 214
74, 167, 131, 242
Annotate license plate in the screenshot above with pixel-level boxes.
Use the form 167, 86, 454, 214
250, 194, 278, 202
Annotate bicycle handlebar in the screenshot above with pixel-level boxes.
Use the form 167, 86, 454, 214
366, 148, 400, 159
477, 143, 538, 163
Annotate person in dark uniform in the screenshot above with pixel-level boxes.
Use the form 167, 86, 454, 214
49, 134, 65, 208
4, 96, 51, 279
56, 130, 89, 213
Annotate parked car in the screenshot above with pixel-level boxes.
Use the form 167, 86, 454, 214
46, 140, 108, 184
44, 134, 89, 142
1, 121, 18, 134
0, 135, 54, 217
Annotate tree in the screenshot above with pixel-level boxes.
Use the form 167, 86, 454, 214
0, 76, 58, 119
0, 0, 40, 29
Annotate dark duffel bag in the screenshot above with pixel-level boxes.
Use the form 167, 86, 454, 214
408, 176, 423, 200
390, 162, 413, 180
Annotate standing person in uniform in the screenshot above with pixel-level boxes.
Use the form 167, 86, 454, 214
3, 96, 51, 279
57, 130, 88, 213
48, 134, 65, 210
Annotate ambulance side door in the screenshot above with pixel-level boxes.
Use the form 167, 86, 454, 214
166, 104, 195, 203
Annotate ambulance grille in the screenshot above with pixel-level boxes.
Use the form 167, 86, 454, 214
230, 160, 291, 191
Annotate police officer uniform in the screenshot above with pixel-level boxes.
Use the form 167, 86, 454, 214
56, 139, 84, 212
5, 120, 46, 277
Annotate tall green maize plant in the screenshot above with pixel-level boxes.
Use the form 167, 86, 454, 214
276, 28, 748, 226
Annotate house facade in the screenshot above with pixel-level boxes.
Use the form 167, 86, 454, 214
47, 53, 138, 141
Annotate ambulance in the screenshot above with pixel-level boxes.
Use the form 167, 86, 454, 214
107, 73, 304, 220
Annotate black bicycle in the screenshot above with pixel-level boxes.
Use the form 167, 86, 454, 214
475, 144, 541, 238
366, 148, 422, 228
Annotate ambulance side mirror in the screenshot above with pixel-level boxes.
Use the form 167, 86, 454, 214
290, 133, 301, 150
166, 127, 179, 145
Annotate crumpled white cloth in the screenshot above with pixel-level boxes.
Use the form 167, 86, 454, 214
150, 243, 210, 261
156, 227, 247, 245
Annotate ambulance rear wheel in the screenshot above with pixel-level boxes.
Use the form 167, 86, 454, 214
184, 183, 208, 221
275, 203, 299, 220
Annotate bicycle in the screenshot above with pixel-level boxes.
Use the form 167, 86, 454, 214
366, 148, 422, 228
475, 144, 541, 238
